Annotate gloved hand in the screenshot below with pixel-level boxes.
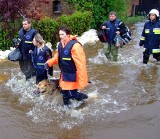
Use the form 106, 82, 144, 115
44, 63, 49, 70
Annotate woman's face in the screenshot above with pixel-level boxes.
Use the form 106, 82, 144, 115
150, 13, 156, 21
59, 30, 69, 42
33, 38, 38, 46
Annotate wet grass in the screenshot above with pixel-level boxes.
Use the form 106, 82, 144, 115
125, 16, 145, 25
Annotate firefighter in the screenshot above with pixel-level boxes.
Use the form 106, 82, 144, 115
139, 9, 160, 64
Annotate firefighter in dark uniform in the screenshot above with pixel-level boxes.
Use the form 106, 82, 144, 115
32, 33, 53, 84
139, 9, 160, 64
18, 18, 38, 80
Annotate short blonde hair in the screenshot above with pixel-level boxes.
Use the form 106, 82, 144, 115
34, 33, 45, 45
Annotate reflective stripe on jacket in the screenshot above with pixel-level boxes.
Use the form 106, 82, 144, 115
33, 45, 53, 76
58, 40, 77, 82
47, 36, 88, 90
19, 28, 38, 54
139, 20, 160, 54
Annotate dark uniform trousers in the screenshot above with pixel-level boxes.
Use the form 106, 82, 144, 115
19, 59, 36, 80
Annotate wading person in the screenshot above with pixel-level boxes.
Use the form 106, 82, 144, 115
18, 18, 38, 80
101, 11, 127, 61
45, 27, 88, 106
139, 9, 160, 64
31, 33, 53, 84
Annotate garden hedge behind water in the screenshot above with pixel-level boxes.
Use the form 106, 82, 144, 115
0, 11, 92, 50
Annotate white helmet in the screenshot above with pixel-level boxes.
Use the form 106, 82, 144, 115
149, 9, 159, 17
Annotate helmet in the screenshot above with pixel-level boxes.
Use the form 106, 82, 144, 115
149, 9, 159, 17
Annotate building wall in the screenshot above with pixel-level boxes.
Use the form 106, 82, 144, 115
25, 0, 75, 19
25, 0, 139, 18
25, 0, 53, 19
128, 0, 139, 16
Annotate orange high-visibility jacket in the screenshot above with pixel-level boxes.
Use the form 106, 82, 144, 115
46, 36, 88, 90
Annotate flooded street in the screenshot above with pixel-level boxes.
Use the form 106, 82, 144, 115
0, 21, 160, 139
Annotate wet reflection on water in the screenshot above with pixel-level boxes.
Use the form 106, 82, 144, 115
0, 21, 160, 139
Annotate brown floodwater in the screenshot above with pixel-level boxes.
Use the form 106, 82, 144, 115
0, 21, 160, 139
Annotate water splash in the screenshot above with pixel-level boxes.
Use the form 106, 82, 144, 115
0, 50, 12, 60
88, 49, 109, 64
88, 21, 159, 67
4, 27, 131, 130
6, 71, 129, 130
77, 29, 99, 46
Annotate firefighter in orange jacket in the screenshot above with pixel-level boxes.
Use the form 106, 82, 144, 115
45, 27, 88, 106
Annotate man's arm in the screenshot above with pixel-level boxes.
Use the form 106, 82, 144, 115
139, 26, 146, 46
100, 21, 107, 29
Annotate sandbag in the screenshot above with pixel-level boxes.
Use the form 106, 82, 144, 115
8, 48, 22, 61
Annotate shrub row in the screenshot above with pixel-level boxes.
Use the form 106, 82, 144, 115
67, 0, 128, 29
33, 11, 92, 48
0, 11, 92, 50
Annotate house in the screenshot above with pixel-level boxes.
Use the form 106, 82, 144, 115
25, 0, 74, 19
25, 0, 160, 19
25, 0, 141, 19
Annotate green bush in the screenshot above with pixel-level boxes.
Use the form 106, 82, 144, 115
67, 0, 128, 29
33, 17, 59, 46
0, 20, 21, 50
32, 11, 92, 48
58, 11, 92, 36
125, 16, 144, 24
0, 9, 92, 50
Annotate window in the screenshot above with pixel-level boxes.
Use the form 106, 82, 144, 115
53, 0, 61, 13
